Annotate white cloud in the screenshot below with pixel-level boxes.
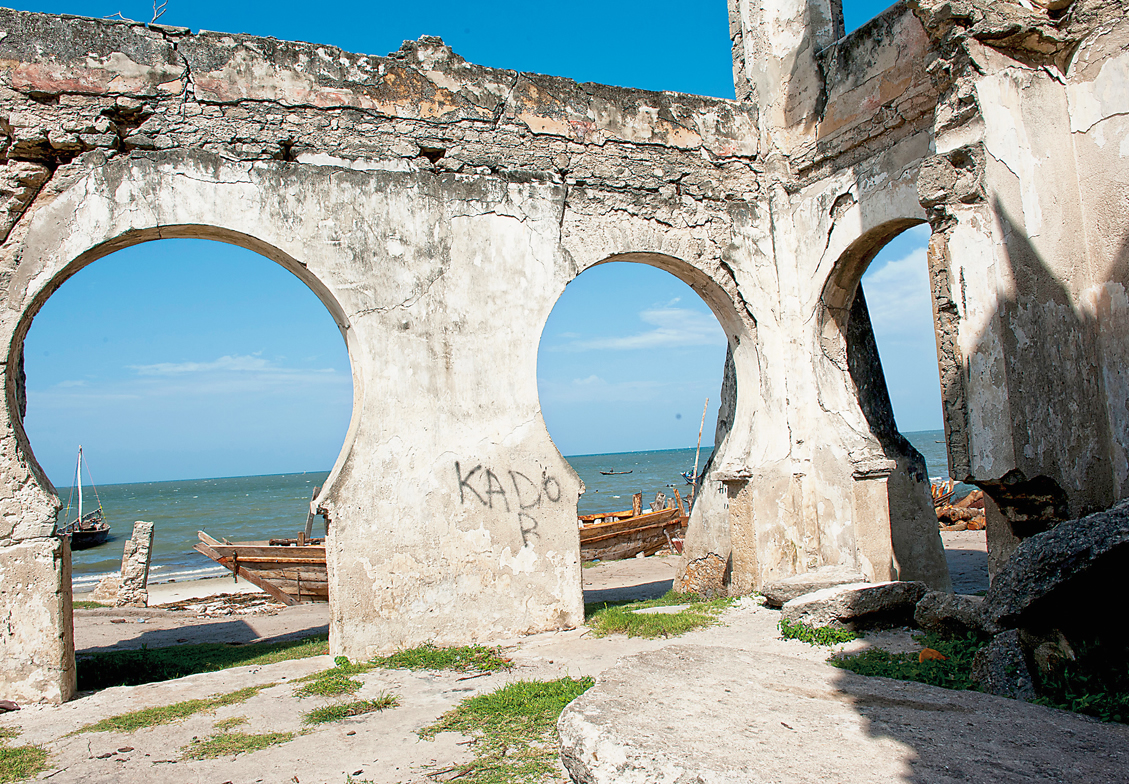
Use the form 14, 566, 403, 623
554, 306, 726, 352
131, 354, 275, 375
860, 247, 935, 343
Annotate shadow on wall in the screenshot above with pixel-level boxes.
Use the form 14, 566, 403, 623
965, 200, 1125, 544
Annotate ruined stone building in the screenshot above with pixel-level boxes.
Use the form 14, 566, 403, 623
0, 0, 1126, 702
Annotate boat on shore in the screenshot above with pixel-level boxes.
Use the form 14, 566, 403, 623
194, 531, 328, 605
578, 490, 689, 562
56, 446, 110, 549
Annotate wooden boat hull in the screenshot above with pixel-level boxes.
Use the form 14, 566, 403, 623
195, 532, 327, 605
578, 505, 687, 562
67, 528, 110, 549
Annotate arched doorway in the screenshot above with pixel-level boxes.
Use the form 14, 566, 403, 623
822, 219, 955, 590
20, 237, 354, 599
537, 252, 755, 598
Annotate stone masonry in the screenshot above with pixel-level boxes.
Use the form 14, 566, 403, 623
0, 0, 1126, 702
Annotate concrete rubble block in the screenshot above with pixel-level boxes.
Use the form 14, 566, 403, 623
89, 574, 120, 604
0, 539, 75, 704
971, 629, 1036, 702
982, 499, 1129, 630
761, 565, 869, 608
558, 644, 1129, 784
914, 590, 998, 636
781, 581, 928, 629
674, 552, 727, 599
116, 521, 154, 607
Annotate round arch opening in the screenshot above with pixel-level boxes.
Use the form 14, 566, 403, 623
535, 252, 753, 562
11, 232, 359, 597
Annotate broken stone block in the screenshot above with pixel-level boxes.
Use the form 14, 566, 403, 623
674, 553, 727, 599
761, 565, 868, 608
89, 574, 120, 604
914, 591, 997, 636
971, 630, 1036, 701
115, 521, 154, 607
781, 581, 928, 628
982, 499, 1129, 630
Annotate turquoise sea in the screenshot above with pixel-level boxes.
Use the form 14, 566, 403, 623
66, 429, 951, 590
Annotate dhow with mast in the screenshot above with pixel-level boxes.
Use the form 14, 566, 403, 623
56, 446, 110, 549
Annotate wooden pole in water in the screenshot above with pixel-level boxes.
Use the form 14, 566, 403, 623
692, 398, 708, 491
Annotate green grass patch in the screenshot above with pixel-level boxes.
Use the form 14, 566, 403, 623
1033, 639, 1129, 724
832, 632, 986, 691
0, 727, 18, 742
181, 730, 294, 759
585, 591, 733, 638
76, 683, 275, 734
0, 743, 49, 783
76, 634, 329, 691
302, 694, 399, 725
371, 643, 512, 673
73, 600, 107, 609
294, 668, 364, 698
421, 677, 593, 784
213, 716, 248, 731
581, 560, 601, 569
779, 618, 858, 646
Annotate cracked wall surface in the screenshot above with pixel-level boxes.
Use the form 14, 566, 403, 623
0, 0, 1125, 701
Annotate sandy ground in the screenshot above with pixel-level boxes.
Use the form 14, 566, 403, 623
941, 529, 989, 593
0, 545, 1014, 783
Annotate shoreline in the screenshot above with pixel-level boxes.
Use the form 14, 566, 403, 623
75, 574, 268, 606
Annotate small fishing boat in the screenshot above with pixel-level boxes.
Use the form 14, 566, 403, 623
56, 446, 110, 549
195, 531, 328, 605
599, 469, 633, 476
578, 490, 688, 562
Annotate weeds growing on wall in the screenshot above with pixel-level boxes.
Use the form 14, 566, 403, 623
76, 683, 276, 734
585, 591, 733, 638
0, 728, 48, 783
76, 635, 329, 691
778, 618, 858, 646
372, 642, 512, 673
420, 677, 594, 784
831, 632, 986, 691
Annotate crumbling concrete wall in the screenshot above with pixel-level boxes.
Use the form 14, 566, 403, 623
908, 0, 1129, 571
1, 0, 1124, 701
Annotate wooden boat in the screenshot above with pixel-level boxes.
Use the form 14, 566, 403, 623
195, 531, 327, 605
599, 469, 632, 475
56, 446, 110, 549
578, 490, 688, 562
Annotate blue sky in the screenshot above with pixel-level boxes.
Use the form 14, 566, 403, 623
12, 0, 940, 485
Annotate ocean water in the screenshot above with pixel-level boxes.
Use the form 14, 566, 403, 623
67, 429, 951, 589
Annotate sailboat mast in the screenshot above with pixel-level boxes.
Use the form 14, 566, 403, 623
76, 445, 83, 521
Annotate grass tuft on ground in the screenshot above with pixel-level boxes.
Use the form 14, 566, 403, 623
76, 683, 276, 734
0, 743, 49, 783
0, 726, 49, 784
73, 600, 107, 609
421, 677, 593, 784
372, 642, 512, 673
779, 618, 858, 646
76, 634, 329, 691
294, 668, 364, 698
181, 730, 294, 759
303, 694, 399, 725
831, 632, 986, 691
586, 591, 733, 638
213, 716, 248, 731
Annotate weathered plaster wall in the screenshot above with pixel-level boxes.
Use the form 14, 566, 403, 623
1, 0, 1125, 701
907, 0, 1129, 570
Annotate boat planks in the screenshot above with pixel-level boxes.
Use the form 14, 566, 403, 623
578, 495, 687, 562
195, 531, 328, 605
